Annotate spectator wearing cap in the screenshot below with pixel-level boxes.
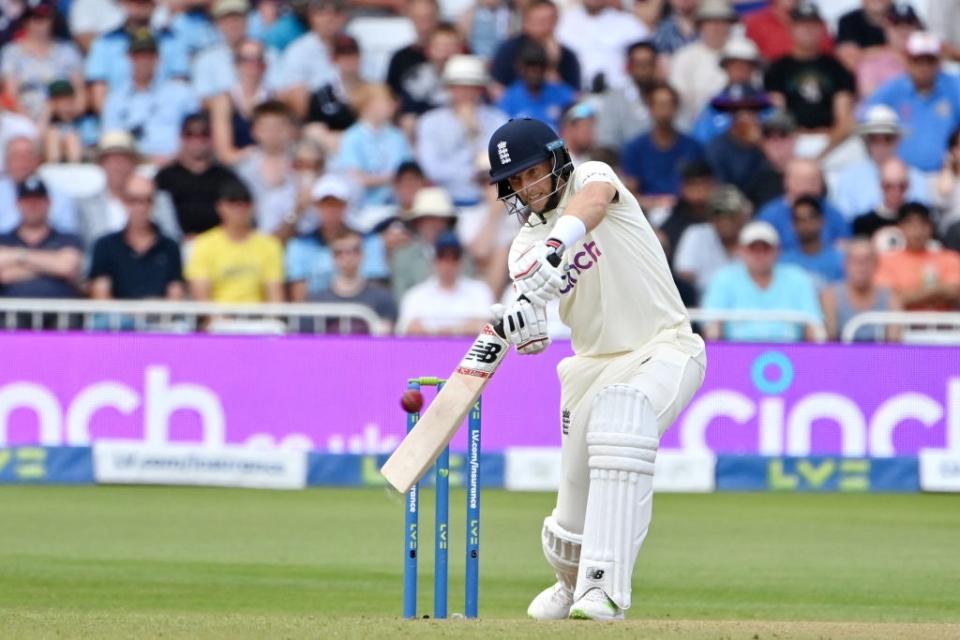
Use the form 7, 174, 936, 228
286, 173, 389, 300
101, 31, 200, 162
866, 31, 960, 173
490, 0, 580, 95
757, 158, 850, 252
0, 136, 78, 234
658, 160, 715, 264
193, 0, 282, 102
85, 0, 190, 111
764, 3, 856, 160
674, 183, 750, 294
497, 41, 576, 131
89, 173, 184, 300
560, 101, 599, 166
0, 176, 83, 300
874, 202, 960, 310
702, 220, 823, 342
595, 41, 656, 156
779, 194, 845, 285
854, 2, 921, 98
620, 82, 703, 211
0, 3, 84, 122
703, 84, 772, 194
396, 231, 494, 336
156, 114, 242, 238
821, 237, 900, 341
691, 37, 765, 145
832, 105, 929, 221
556, 0, 647, 92
653, 0, 699, 56
305, 33, 365, 134
744, 0, 833, 62
78, 131, 180, 248
232, 100, 304, 236
852, 158, 912, 240
279, 0, 349, 118
42, 80, 100, 164
208, 39, 281, 165
416, 55, 507, 206
185, 178, 285, 303
389, 186, 459, 300
308, 229, 398, 334
668, 0, 738, 131
332, 84, 413, 207
741, 109, 797, 209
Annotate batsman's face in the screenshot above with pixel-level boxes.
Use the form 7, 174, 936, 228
507, 159, 555, 214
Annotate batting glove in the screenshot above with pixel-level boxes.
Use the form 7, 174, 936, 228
491, 300, 551, 355
512, 240, 564, 306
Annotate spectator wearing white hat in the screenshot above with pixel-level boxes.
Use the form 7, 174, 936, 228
415, 55, 507, 206
866, 31, 960, 173
702, 220, 822, 342
78, 131, 181, 248
389, 185, 459, 301
286, 173, 389, 300
690, 37, 765, 145
668, 0, 738, 130
831, 105, 930, 221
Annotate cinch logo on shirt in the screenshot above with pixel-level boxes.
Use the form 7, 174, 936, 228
558, 241, 602, 295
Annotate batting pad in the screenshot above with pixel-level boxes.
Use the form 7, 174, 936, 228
541, 513, 582, 591
575, 384, 658, 609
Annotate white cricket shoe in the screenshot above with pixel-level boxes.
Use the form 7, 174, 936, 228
568, 587, 624, 621
526, 581, 574, 620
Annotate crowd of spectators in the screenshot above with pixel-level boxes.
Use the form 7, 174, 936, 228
1, 0, 960, 341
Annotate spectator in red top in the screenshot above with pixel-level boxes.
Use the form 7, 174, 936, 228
745, 0, 833, 62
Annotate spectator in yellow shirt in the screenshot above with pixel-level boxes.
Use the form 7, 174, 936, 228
185, 179, 284, 303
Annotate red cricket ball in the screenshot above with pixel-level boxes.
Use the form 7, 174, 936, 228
401, 390, 424, 413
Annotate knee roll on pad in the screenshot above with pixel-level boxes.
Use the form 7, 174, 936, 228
576, 383, 659, 610
541, 513, 581, 591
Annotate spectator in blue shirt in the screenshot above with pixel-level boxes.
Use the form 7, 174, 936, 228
620, 81, 703, 210
779, 195, 845, 286
170, 0, 222, 63
703, 83, 771, 194
757, 158, 850, 251
497, 40, 576, 132
691, 37, 767, 145
703, 220, 823, 342
286, 173, 389, 299
85, 0, 189, 111
101, 32, 200, 162
866, 31, 960, 173
333, 84, 413, 207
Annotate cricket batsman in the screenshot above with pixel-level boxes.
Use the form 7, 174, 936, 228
487, 118, 706, 620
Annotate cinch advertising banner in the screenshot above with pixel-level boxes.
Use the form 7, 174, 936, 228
0, 334, 957, 457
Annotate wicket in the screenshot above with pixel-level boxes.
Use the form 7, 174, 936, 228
402, 376, 482, 619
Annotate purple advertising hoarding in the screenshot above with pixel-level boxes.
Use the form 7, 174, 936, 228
0, 333, 957, 457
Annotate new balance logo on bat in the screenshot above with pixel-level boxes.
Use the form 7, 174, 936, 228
466, 342, 503, 364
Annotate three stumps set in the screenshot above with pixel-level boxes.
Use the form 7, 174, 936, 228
402, 377, 482, 619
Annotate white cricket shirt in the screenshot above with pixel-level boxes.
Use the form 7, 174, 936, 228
508, 161, 696, 357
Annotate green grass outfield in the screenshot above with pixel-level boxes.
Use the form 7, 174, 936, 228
1, 486, 958, 639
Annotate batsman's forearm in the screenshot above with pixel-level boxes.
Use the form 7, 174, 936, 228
560, 181, 616, 232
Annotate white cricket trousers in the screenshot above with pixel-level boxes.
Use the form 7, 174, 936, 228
552, 335, 706, 535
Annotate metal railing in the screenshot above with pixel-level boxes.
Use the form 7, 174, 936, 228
841, 311, 960, 345
687, 308, 828, 342
0, 299, 388, 336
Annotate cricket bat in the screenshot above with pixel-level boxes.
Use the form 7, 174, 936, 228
380, 322, 509, 493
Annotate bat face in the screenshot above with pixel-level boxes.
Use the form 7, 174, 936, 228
381, 324, 509, 493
